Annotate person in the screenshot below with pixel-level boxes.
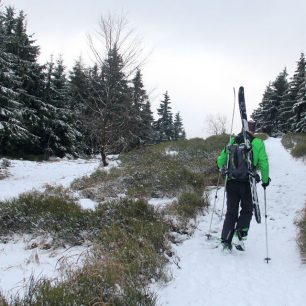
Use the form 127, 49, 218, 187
217, 121, 270, 251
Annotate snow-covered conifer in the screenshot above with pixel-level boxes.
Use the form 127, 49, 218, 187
173, 112, 186, 140
155, 92, 174, 142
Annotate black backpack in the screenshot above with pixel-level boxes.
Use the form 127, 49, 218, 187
227, 143, 250, 181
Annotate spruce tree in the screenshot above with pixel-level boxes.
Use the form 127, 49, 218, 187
130, 69, 154, 145
42, 57, 79, 157
68, 58, 92, 153
141, 101, 154, 143
292, 56, 306, 132
252, 69, 288, 136
9, 8, 46, 154
54, 57, 80, 156
293, 84, 306, 132
0, 8, 25, 154
69, 58, 89, 111
279, 53, 306, 132
251, 83, 274, 134
0, 7, 42, 155
173, 112, 186, 140
100, 46, 131, 152
155, 91, 174, 142
269, 69, 289, 135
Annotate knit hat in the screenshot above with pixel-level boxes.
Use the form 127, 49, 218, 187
248, 121, 256, 133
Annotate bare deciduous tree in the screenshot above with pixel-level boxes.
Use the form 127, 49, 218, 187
206, 114, 228, 135
87, 13, 145, 77
80, 13, 147, 159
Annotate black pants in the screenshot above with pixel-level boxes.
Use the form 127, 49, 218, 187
221, 180, 253, 243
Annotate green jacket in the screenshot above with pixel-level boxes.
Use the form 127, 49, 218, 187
217, 135, 270, 184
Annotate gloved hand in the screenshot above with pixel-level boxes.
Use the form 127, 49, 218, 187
220, 167, 228, 178
262, 177, 271, 189
254, 173, 261, 183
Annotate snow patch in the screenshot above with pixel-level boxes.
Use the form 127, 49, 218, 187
165, 149, 179, 156
148, 197, 175, 209
0, 158, 100, 201
78, 198, 97, 210
0, 235, 87, 299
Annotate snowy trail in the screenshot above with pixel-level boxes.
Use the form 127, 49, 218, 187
157, 138, 306, 306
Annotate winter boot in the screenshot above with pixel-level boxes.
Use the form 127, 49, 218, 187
221, 240, 232, 254
233, 228, 248, 251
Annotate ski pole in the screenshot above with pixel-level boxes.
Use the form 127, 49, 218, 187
264, 187, 271, 263
206, 172, 221, 240
220, 175, 227, 220
220, 87, 236, 221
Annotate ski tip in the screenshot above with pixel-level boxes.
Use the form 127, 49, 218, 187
239, 86, 244, 93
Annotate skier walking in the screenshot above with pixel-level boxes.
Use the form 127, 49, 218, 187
217, 121, 270, 251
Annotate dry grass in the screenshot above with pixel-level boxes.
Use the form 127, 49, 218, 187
73, 136, 228, 201
5, 198, 169, 305
282, 133, 306, 159
0, 136, 229, 305
297, 207, 306, 263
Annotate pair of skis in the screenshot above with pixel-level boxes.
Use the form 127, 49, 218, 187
238, 86, 261, 224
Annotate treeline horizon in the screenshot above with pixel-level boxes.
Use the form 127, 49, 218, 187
0, 6, 186, 159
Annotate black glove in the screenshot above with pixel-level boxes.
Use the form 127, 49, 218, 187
220, 167, 228, 178
262, 177, 271, 189
254, 173, 261, 183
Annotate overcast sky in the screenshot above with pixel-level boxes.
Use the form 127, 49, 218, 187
3, 0, 306, 138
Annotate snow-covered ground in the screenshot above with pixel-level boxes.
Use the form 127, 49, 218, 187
0, 237, 88, 299
0, 157, 103, 298
0, 157, 101, 201
1, 139, 306, 304
156, 137, 306, 306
